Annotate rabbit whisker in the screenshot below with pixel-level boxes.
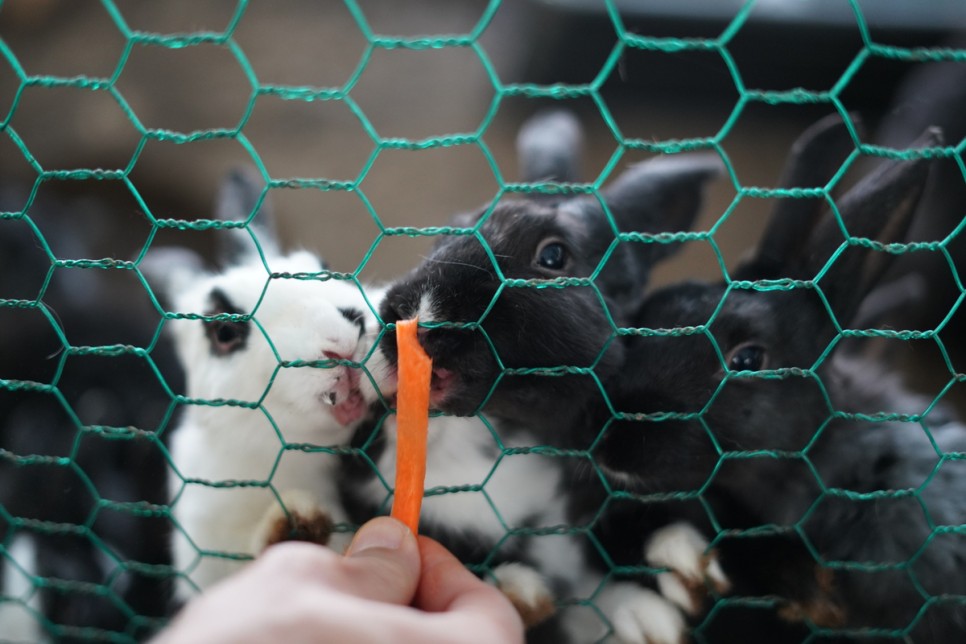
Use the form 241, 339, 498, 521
420, 255, 494, 274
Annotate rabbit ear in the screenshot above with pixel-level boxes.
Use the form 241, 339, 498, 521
580, 153, 722, 308
213, 167, 280, 262
599, 153, 723, 239
139, 246, 207, 305
803, 126, 941, 327
852, 272, 928, 329
516, 109, 583, 184
739, 113, 861, 280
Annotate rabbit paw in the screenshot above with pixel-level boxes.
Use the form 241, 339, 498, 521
602, 581, 687, 644
491, 562, 556, 628
251, 489, 334, 553
645, 522, 730, 616
777, 566, 846, 628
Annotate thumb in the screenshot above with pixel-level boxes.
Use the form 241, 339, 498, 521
339, 516, 421, 605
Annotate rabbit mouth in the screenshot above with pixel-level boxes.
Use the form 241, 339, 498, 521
322, 367, 367, 426
429, 367, 456, 403
331, 389, 366, 426
385, 364, 457, 405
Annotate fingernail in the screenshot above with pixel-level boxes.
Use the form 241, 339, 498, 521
347, 517, 407, 555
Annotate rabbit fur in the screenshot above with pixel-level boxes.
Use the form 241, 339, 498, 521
858, 47, 966, 416
587, 114, 966, 641
146, 170, 385, 603
343, 110, 723, 641
0, 186, 176, 641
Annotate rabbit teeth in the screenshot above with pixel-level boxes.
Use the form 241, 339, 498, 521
319, 386, 345, 406
645, 522, 729, 616
319, 366, 366, 426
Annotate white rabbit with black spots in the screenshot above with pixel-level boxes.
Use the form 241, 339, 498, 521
145, 170, 384, 603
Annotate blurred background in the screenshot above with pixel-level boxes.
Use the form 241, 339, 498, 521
3, 0, 963, 392
0, 0, 964, 640
2, 0, 963, 281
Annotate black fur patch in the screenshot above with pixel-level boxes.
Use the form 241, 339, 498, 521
339, 307, 365, 338
203, 288, 250, 356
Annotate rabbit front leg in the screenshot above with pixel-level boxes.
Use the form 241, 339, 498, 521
644, 522, 846, 630
250, 489, 336, 553
645, 522, 729, 617
489, 562, 557, 629
592, 580, 688, 644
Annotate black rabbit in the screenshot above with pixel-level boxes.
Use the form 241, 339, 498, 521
377, 110, 722, 440
863, 43, 966, 412
0, 186, 177, 641
343, 109, 723, 642
589, 112, 965, 642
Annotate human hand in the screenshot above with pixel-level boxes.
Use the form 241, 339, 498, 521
153, 516, 524, 643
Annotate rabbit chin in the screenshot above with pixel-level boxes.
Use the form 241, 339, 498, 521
331, 390, 366, 426
429, 376, 490, 418
428, 367, 466, 407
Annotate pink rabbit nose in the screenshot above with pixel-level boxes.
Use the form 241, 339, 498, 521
323, 350, 351, 361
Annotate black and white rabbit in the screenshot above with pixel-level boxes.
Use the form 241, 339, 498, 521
145, 170, 386, 603
377, 109, 722, 443
1, 186, 178, 641
590, 113, 965, 641
347, 109, 724, 642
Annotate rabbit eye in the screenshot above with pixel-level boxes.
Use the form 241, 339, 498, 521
727, 343, 767, 372
534, 239, 569, 272
204, 319, 249, 356
203, 288, 250, 356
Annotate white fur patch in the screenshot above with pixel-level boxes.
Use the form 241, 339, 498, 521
526, 530, 595, 601
414, 291, 436, 324
362, 415, 567, 544
654, 572, 694, 617
595, 581, 686, 644
0, 535, 43, 643
491, 562, 553, 611
645, 522, 729, 614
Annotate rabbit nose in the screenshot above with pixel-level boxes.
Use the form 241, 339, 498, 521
382, 285, 421, 324
384, 299, 407, 323
323, 350, 351, 361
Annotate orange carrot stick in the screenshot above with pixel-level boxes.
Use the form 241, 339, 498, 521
390, 318, 432, 535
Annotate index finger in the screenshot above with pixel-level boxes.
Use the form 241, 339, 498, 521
413, 537, 525, 642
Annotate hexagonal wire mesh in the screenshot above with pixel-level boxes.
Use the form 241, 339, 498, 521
1, 0, 965, 641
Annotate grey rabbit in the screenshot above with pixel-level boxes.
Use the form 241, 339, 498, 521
589, 112, 966, 642
344, 109, 723, 642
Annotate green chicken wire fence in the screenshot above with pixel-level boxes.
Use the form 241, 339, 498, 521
1, 0, 965, 642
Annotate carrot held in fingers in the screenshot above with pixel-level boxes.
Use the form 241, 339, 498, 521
391, 318, 432, 535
